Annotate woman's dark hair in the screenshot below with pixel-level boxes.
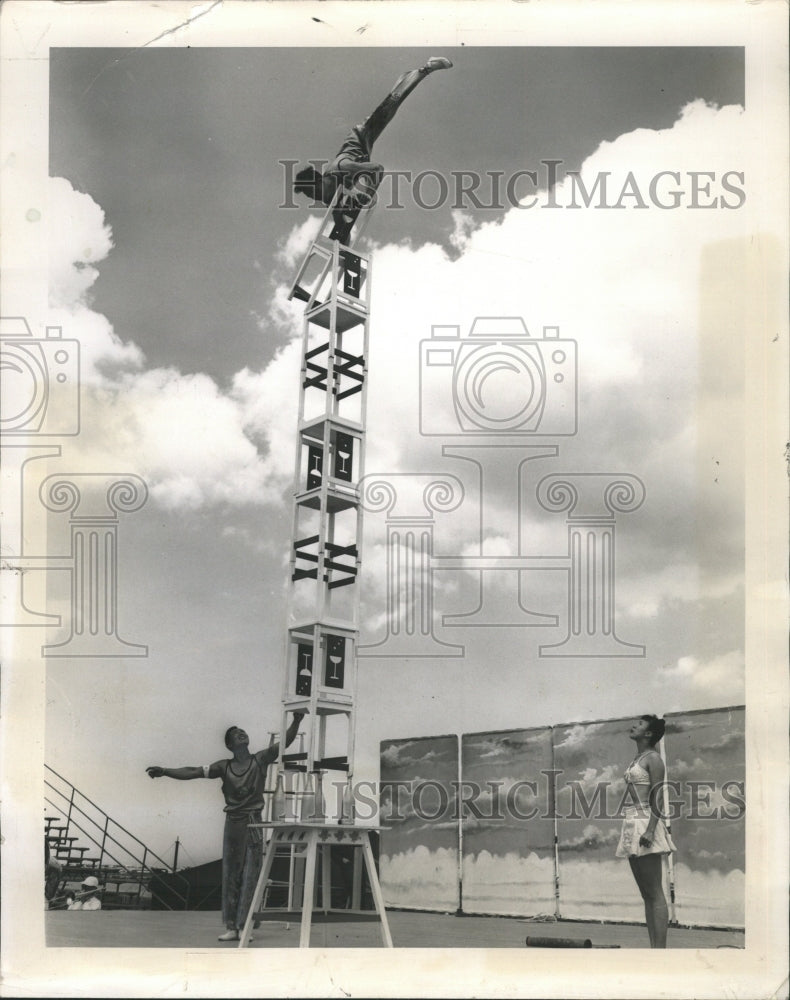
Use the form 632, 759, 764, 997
224, 726, 240, 749
641, 714, 666, 746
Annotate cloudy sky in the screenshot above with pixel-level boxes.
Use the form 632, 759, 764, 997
28, 31, 775, 874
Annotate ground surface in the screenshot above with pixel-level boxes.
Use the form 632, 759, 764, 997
46, 909, 744, 949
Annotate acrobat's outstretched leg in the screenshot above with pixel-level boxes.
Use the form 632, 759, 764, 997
358, 56, 454, 153
326, 57, 453, 235
294, 58, 453, 209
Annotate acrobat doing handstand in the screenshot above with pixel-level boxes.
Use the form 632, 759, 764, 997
294, 57, 453, 240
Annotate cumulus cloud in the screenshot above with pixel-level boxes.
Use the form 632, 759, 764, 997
49, 177, 114, 309
474, 743, 510, 760
382, 842, 743, 925
558, 823, 621, 853
345, 100, 758, 658
230, 348, 302, 486
619, 563, 743, 619
553, 764, 626, 820
559, 856, 743, 926
380, 738, 456, 771
275, 214, 322, 269
554, 723, 605, 751
460, 534, 513, 560
49, 303, 145, 379
566, 763, 625, 797
48, 178, 144, 378
380, 844, 459, 910
454, 772, 544, 824
405, 818, 459, 835
461, 849, 556, 916
63, 367, 280, 510
48, 176, 289, 511
47, 90, 766, 620
654, 650, 744, 703
670, 862, 744, 927
464, 732, 550, 764
696, 728, 745, 754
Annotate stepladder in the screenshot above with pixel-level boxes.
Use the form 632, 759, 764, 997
238, 823, 392, 948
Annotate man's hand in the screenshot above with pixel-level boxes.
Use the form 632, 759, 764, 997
146, 766, 165, 779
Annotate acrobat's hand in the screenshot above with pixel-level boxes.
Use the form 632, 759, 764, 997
638, 831, 654, 848
146, 766, 165, 779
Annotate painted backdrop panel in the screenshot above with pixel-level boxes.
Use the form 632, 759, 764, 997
379, 735, 460, 911
664, 707, 745, 927
553, 718, 645, 922
379, 709, 745, 925
461, 728, 556, 916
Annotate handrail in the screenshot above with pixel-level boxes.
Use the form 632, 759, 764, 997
46, 764, 153, 854
45, 772, 176, 872
45, 765, 190, 909
46, 797, 137, 869
45, 786, 151, 872
45, 795, 176, 890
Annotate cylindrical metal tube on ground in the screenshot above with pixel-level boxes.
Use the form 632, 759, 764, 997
525, 935, 592, 948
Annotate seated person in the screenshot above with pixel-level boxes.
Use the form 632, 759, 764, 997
69, 875, 102, 910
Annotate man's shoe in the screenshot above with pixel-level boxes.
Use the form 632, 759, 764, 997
424, 57, 453, 72
217, 929, 238, 941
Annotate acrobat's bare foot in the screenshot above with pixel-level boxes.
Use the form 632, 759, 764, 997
422, 56, 453, 73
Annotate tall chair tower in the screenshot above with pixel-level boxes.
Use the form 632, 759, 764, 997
240, 187, 391, 947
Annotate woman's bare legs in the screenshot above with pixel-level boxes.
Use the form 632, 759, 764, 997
629, 854, 669, 948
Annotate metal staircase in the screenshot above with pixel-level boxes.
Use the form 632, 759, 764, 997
45, 764, 190, 910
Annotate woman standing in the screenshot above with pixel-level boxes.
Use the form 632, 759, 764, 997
616, 714, 676, 948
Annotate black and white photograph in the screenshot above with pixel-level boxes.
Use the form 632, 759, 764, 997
1, 1, 788, 996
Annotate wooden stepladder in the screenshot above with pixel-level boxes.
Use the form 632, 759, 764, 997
239, 185, 392, 948
239, 823, 391, 948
